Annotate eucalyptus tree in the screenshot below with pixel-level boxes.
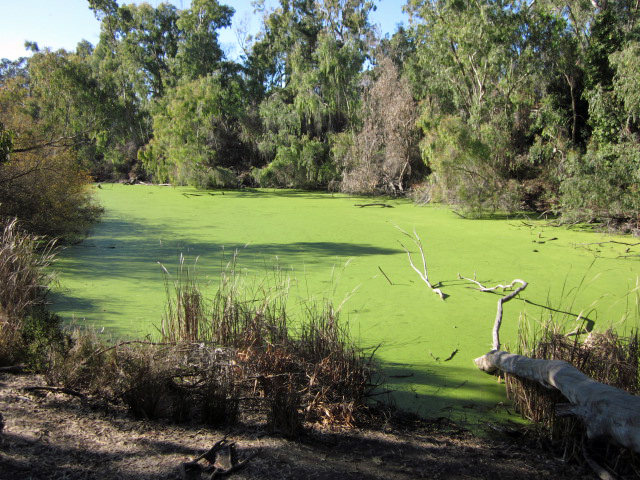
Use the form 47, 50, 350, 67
248, 0, 376, 188
173, 0, 234, 80
143, 72, 250, 186
88, 0, 238, 180
405, 0, 574, 214
0, 48, 104, 239
556, 1, 640, 229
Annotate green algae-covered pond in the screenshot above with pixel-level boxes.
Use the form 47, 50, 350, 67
52, 184, 639, 426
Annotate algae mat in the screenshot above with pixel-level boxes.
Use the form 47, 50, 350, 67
52, 184, 639, 426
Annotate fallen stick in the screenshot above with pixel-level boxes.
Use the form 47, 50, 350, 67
378, 266, 393, 285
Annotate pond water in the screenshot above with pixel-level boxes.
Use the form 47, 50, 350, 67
51, 184, 639, 427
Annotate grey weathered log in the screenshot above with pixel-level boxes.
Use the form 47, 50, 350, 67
466, 274, 640, 454
475, 350, 640, 453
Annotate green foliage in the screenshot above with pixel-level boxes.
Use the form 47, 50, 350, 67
406, 0, 570, 213
611, 42, 640, 123
20, 308, 69, 371
174, 0, 234, 80
0, 50, 103, 240
560, 143, 640, 229
420, 115, 521, 214
0, 122, 12, 163
146, 74, 246, 185
249, 0, 375, 188
254, 136, 333, 188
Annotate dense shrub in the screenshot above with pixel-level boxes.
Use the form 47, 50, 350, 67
560, 142, 640, 232
0, 150, 103, 241
420, 116, 523, 215
253, 137, 334, 188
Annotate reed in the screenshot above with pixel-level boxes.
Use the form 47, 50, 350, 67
0, 218, 57, 364
52, 255, 378, 434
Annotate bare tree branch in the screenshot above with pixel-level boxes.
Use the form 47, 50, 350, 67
396, 226, 444, 300
458, 273, 527, 349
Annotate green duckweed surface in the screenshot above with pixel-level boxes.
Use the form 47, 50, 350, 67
52, 184, 640, 426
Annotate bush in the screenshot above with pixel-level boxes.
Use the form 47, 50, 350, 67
560, 142, 640, 233
253, 137, 334, 189
420, 116, 523, 215
0, 151, 103, 241
49, 257, 378, 434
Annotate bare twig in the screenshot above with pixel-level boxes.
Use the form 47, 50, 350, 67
396, 226, 444, 300
23, 386, 87, 400
459, 273, 527, 350
574, 240, 640, 247
377, 266, 393, 285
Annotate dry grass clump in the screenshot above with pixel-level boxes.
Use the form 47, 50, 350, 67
507, 315, 640, 475
0, 218, 57, 365
50, 257, 377, 435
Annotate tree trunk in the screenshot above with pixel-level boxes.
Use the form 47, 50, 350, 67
475, 350, 640, 454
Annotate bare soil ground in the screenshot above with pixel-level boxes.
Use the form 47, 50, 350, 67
0, 372, 592, 480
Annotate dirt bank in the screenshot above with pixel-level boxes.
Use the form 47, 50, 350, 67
0, 372, 590, 479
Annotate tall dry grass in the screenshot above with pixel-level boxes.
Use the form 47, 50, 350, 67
0, 218, 57, 364
50, 255, 377, 434
157, 256, 377, 432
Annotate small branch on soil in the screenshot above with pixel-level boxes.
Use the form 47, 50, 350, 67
396, 226, 444, 300
23, 386, 87, 400
0, 365, 25, 374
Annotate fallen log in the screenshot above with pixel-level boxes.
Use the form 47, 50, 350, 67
475, 350, 640, 453
466, 275, 640, 454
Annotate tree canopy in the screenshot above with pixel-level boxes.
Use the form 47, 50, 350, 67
1, 0, 638, 234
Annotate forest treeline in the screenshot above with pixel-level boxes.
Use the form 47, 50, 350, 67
1, 0, 639, 238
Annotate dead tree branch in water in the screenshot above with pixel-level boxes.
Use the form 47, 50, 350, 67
396, 227, 444, 300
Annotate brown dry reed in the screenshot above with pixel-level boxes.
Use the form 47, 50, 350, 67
50, 254, 377, 436
507, 283, 640, 476
0, 218, 57, 364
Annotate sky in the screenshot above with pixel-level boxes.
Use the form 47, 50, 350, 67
0, 0, 409, 61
